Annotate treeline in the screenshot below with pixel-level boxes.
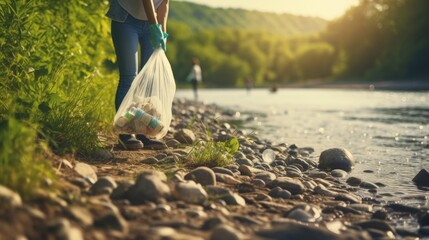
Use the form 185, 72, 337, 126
166, 23, 335, 87
322, 0, 429, 80
169, 1, 327, 36
167, 0, 429, 87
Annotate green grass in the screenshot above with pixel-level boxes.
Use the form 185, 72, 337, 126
186, 134, 239, 168
0, 118, 55, 199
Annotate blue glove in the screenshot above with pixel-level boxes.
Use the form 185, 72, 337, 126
162, 32, 168, 51
149, 24, 167, 51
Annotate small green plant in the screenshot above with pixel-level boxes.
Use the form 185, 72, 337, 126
0, 118, 55, 199
186, 133, 239, 168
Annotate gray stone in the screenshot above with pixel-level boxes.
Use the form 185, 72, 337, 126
412, 169, 429, 187
216, 173, 241, 185
185, 167, 216, 186
126, 172, 171, 204
354, 219, 396, 234
251, 179, 266, 188
212, 167, 235, 176
238, 165, 262, 177
93, 148, 113, 161
221, 193, 246, 206
0, 185, 22, 207
94, 209, 128, 233
308, 171, 329, 179
286, 205, 322, 223
205, 186, 232, 196
266, 177, 305, 195
253, 171, 276, 183
286, 158, 310, 171
140, 157, 159, 164
202, 217, 226, 230
269, 187, 291, 199
318, 148, 354, 172
166, 139, 181, 148
90, 176, 117, 195
335, 192, 362, 204
359, 181, 378, 190
74, 162, 97, 184
314, 185, 338, 197
346, 176, 362, 186
256, 221, 343, 240
210, 224, 243, 240
349, 204, 373, 212
174, 181, 208, 204
67, 206, 93, 226
235, 158, 254, 166
186, 209, 207, 218
331, 169, 348, 178
174, 129, 196, 144
110, 181, 133, 200
237, 183, 255, 193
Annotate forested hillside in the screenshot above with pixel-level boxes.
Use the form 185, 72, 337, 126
169, 1, 327, 36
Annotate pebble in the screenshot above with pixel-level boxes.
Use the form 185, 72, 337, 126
0, 185, 22, 207
269, 187, 291, 199
346, 176, 362, 186
359, 181, 378, 190
220, 193, 246, 206
140, 157, 159, 164
412, 169, 429, 187
185, 167, 217, 186
266, 177, 305, 195
174, 181, 208, 204
210, 224, 243, 240
330, 169, 348, 178
173, 128, 196, 144
250, 179, 266, 187
90, 176, 117, 195
212, 167, 235, 176
216, 173, 241, 185
126, 172, 171, 204
74, 162, 98, 184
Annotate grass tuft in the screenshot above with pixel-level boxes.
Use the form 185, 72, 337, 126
0, 118, 55, 199
186, 133, 239, 168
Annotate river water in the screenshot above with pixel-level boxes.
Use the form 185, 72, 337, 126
175, 88, 429, 207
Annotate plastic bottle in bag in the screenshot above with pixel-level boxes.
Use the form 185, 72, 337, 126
115, 107, 137, 128
133, 107, 164, 135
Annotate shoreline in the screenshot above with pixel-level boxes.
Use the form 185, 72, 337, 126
280, 80, 429, 91
1, 98, 428, 239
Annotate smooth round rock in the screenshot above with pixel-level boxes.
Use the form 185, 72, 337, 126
318, 148, 354, 172
185, 167, 216, 186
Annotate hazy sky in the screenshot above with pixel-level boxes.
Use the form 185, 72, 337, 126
174, 0, 360, 20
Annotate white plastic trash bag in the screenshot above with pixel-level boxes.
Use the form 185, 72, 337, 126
113, 48, 176, 139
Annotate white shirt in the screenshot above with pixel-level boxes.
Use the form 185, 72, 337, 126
189, 64, 202, 82
118, 0, 164, 20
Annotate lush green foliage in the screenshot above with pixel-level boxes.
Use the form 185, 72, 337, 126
322, 0, 429, 80
0, 0, 115, 153
0, 0, 115, 195
0, 119, 55, 198
169, 1, 327, 36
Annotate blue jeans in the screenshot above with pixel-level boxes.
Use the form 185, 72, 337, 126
111, 15, 153, 111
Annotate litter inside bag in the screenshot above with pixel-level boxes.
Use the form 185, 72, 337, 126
113, 48, 176, 139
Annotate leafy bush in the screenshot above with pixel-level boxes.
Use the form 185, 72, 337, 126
0, 0, 115, 153
0, 118, 55, 198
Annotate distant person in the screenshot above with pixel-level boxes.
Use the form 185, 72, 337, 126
270, 83, 278, 93
245, 77, 253, 93
186, 58, 202, 101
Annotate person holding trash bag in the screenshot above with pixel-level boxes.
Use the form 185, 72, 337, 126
106, 0, 169, 150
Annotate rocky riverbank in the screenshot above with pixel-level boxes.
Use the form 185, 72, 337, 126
1, 98, 429, 240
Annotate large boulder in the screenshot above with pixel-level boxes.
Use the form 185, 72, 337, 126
412, 169, 429, 187
318, 148, 354, 172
